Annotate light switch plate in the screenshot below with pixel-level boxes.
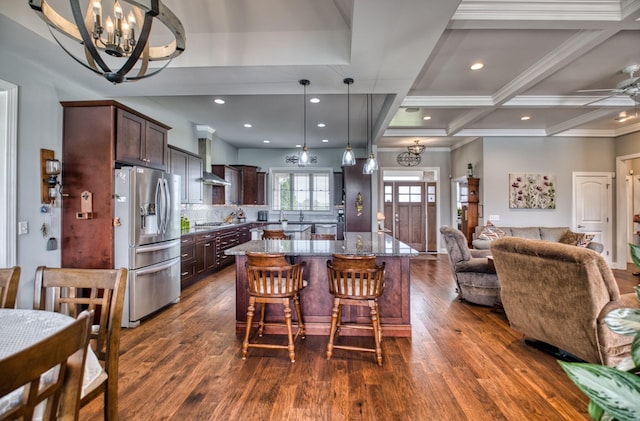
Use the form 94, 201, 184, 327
18, 221, 28, 235
489, 215, 500, 221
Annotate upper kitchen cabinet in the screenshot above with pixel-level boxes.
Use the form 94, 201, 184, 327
116, 108, 168, 170
211, 165, 240, 205
256, 171, 266, 206
60, 100, 171, 268
234, 165, 266, 205
168, 146, 203, 204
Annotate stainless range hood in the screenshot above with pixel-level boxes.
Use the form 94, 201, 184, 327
201, 171, 230, 186
198, 137, 230, 186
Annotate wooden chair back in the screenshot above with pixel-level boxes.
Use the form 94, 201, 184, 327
33, 266, 128, 421
0, 266, 20, 308
326, 254, 385, 299
262, 230, 290, 240
310, 234, 335, 240
245, 252, 305, 297
0, 310, 92, 421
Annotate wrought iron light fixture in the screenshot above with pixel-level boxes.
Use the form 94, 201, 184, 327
29, 0, 186, 84
407, 139, 425, 155
363, 94, 378, 175
298, 79, 311, 166
341, 77, 356, 167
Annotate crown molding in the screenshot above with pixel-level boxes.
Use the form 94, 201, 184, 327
452, 1, 626, 22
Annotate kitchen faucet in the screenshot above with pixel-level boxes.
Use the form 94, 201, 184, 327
299, 210, 304, 222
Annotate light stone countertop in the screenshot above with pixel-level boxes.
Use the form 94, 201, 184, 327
224, 232, 418, 257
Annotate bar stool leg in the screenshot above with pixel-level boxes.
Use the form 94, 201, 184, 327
326, 297, 341, 360
257, 302, 267, 336
283, 299, 296, 363
369, 300, 383, 366
293, 293, 306, 339
242, 297, 256, 360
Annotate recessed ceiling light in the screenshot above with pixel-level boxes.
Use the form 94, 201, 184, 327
213, 98, 225, 104
405, 107, 420, 113
470, 62, 484, 70
263, 140, 270, 143
317, 123, 326, 128
243, 123, 252, 128
310, 98, 320, 103
423, 116, 431, 121
322, 139, 329, 143
295, 144, 302, 148
520, 116, 531, 121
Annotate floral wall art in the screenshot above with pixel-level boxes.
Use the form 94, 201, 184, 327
509, 173, 556, 209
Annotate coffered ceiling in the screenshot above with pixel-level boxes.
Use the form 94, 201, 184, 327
1, 0, 639, 152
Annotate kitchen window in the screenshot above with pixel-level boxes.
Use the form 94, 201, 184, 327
271, 170, 331, 211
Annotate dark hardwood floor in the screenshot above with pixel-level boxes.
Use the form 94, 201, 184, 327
81, 256, 638, 420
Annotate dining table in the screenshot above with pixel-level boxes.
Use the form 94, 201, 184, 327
0, 308, 106, 417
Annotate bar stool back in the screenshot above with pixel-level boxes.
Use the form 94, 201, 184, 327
262, 230, 290, 240
326, 253, 385, 365
242, 251, 306, 362
310, 234, 336, 240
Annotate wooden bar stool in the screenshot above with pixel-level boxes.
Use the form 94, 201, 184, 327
242, 251, 306, 362
326, 253, 386, 365
262, 230, 290, 240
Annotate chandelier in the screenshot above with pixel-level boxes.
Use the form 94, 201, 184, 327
28, 0, 186, 84
407, 140, 425, 155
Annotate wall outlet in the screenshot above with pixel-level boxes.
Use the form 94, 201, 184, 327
18, 221, 28, 235
488, 215, 500, 221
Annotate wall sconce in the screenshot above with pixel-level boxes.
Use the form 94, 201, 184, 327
40, 149, 62, 205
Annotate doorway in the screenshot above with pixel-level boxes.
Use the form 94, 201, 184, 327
380, 168, 440, 252
0, 79, 18, 267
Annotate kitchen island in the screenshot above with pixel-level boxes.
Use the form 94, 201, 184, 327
249, 223, 312, 240
225, 232, 418, 337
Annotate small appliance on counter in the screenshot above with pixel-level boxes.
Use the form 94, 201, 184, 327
257, 210, 269, 221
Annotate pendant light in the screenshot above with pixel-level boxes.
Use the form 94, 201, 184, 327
342, 77, 356, 166
298, 79, 311, 166
363, 94, 378, 174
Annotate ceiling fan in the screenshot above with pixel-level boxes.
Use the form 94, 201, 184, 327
577, 64, 640, 105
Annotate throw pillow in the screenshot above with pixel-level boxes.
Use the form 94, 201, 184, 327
559, 230, 585, 246
478, 225, 505, 240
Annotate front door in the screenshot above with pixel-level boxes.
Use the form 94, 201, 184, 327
383, 182, 426, 251
573, 173, 612, 264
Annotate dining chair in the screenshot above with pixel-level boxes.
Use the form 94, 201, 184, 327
326, 253, 386, 365
0, 266, 20, 308
242, 252, 306, 362
0, 310, 92, 421
310, 234, 336, 240
33, 267, 128, 421
262, 230, 290, 240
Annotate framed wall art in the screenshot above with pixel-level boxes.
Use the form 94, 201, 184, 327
509, 173, 556, 209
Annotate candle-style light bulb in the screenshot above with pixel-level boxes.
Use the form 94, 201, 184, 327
105, 16, 114, 43
113, 0, 123, 19
92, 0, 102, 33
127, 10, 136, 41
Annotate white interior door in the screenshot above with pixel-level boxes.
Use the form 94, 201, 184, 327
573, 173, 612, 264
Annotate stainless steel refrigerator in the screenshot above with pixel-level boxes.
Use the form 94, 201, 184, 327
114, 166, 181, 328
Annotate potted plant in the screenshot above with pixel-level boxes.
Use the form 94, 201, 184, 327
558, 285, 640, 421
280, 219, 288, 229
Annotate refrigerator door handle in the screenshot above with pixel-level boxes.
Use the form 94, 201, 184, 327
135, 257, 179, 276
155, 178, 164, 234
162, 178, 171, 234
134, 239, 181, 254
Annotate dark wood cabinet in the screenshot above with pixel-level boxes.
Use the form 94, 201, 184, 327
256, 172, 266, 205
460, 177, 479, 247
180, 234, 196, 288
235, 165, 259, 205
116, 108, 168, 170
196, 232, 217, 274
216, 227, 239, 268
60, 100, 170, 268
168, 146, 203, 204
333, 172, 344, 206
343, 159, 372, 232
211, 165, 240, 205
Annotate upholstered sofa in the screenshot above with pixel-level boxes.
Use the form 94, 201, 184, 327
490, 237, 639, 367
439, 226, 501, 307
472, 225, 604, 253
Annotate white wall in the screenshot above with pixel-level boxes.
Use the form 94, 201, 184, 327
481, 136, 616, 227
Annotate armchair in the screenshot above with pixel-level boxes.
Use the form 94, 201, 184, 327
439, 226, 501, 307
490, 237, 640, 366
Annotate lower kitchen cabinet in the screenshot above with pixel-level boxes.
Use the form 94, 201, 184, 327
180, 234, 196, 288
216, 227, 239, 268
196, 232, 217, 274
